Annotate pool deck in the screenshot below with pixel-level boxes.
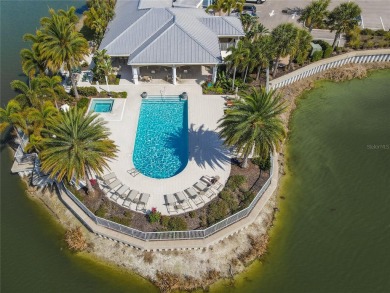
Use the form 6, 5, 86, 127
96, 84, 232, 215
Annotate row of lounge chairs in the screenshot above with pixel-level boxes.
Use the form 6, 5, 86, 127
101, 172, 149, 211
164, 175, 223, 214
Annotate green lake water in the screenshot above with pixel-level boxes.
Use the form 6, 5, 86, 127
1, 1, 390, 292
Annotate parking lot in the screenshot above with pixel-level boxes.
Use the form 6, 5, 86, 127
253, 0, 389, 30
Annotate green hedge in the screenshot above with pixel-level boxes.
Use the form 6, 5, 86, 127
77, 97, 90, 109
313, 40, 333, 58
311, 50, 323, 62
70, 86, 98, 97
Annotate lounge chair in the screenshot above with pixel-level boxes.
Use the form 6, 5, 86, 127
184, 187, 204, 206
201, 175, 223, 192
103, 172, 117, 184
193, 180, 208, 192
175, 191, 192, 210
122, 189, 139, 208
136, 193, 150, 211
115, 184, 130, 200
102, 178, 122, 194
165, 194, 177, 214
127, 168, 140, 177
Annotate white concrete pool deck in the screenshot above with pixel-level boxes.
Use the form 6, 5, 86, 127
95, 84, 232, 215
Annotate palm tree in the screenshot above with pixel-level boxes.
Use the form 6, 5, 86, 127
39, 76, 65, 109
92, 49, 113, 82
84, 6, 107, 44
0, 100, 27, 140
225, 40, 249, 90
252, 35, 275, 81
223, 0, 245, 16
218, 88, 286, 168
327, 2, 362, 49
206, 0, 225, 16
288, 28, 313, 70
11, 78, 42, 108
271, 23, 299, 77
26, 101, 58, 136
298, 0, 330, 32
39, 107, 118, 195
25, 101, 58, 153
39, 10, 89, 99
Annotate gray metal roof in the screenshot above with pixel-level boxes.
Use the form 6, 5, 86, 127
199, 17, 245, 36
99, 0, 244, 64
129, 24, 220, 64
103, 8, 174, 55
99, 1, 147, 51
173, 0, 203, 8
138, 0, 172, 9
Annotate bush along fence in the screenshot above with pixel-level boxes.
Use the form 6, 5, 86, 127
61, 155, 274, 243
270, 49, 390, 89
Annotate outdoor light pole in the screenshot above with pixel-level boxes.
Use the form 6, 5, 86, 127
105, 75, 110, 96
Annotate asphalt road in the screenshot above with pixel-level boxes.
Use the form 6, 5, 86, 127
252, 0, 390, 45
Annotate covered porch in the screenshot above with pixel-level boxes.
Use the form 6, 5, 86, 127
112, 58, 217, 85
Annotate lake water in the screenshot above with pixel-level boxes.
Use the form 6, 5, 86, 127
1, 1, 390, 292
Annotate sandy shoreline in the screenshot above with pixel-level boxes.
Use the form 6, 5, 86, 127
15, 63, 390, 292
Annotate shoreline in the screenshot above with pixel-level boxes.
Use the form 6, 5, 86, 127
12, 63, 390, 292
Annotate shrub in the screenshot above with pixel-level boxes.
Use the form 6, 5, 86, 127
366, 40, 375, 49
64, 227, 88, 252
252, 156, 271, 171
110, 216, 131, 226
148, 208, 161, 223
70, 86, 98, 97
214, 87, 224, 94
160, 215, 169, 227
376, 40, 388, 48
226, 175, 246, 190
110, 91, 127, 98
207, 200, 229, 225
219, 190, 239, 212
77, 97, 90, 109
143, 251, 154, 264
189, 211, 196, 218
242, 191, 256, 207
360, 28, 375, 36
95, 205, 107, 217
313, 40, 333, 58
81, 61, 89, 68
374, 29, 387, 37
167, 217, 188, 231
311, 50, 323, 62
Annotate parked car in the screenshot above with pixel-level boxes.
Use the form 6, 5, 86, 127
233, 4, 257, 16
246, 0, 266, 4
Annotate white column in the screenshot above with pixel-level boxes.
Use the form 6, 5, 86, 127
375, 55, 380, 62
212, 65, 218, 83
172, 65, 177, 85
132, 66, 139, 85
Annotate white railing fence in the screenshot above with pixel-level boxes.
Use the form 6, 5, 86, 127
62, 155, 273, 242
270, 49, 390, 90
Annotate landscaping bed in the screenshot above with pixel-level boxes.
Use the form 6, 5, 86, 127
67, 157, 271, 232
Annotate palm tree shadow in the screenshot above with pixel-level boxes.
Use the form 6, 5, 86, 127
165, 123, 230, 170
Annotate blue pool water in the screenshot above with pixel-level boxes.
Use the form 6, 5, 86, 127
90, 99, 114, 113
133, 96, 188, 179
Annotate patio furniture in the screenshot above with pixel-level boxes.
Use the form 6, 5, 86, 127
201, 175, 223, 191
127, 168, 140, 177
175, 191, 192, 210
102, 178, 122, 194
184, 187, 204, 206
193, 180, 208, 192
116, 184, 130, 199
165, 194, 177, 214
102, 172, 116, 183
123, 190, 139, 207
136, 193, 150, 211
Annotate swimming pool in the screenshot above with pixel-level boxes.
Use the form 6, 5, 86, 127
89, 99, 114, 113
133, 96, 188, 179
